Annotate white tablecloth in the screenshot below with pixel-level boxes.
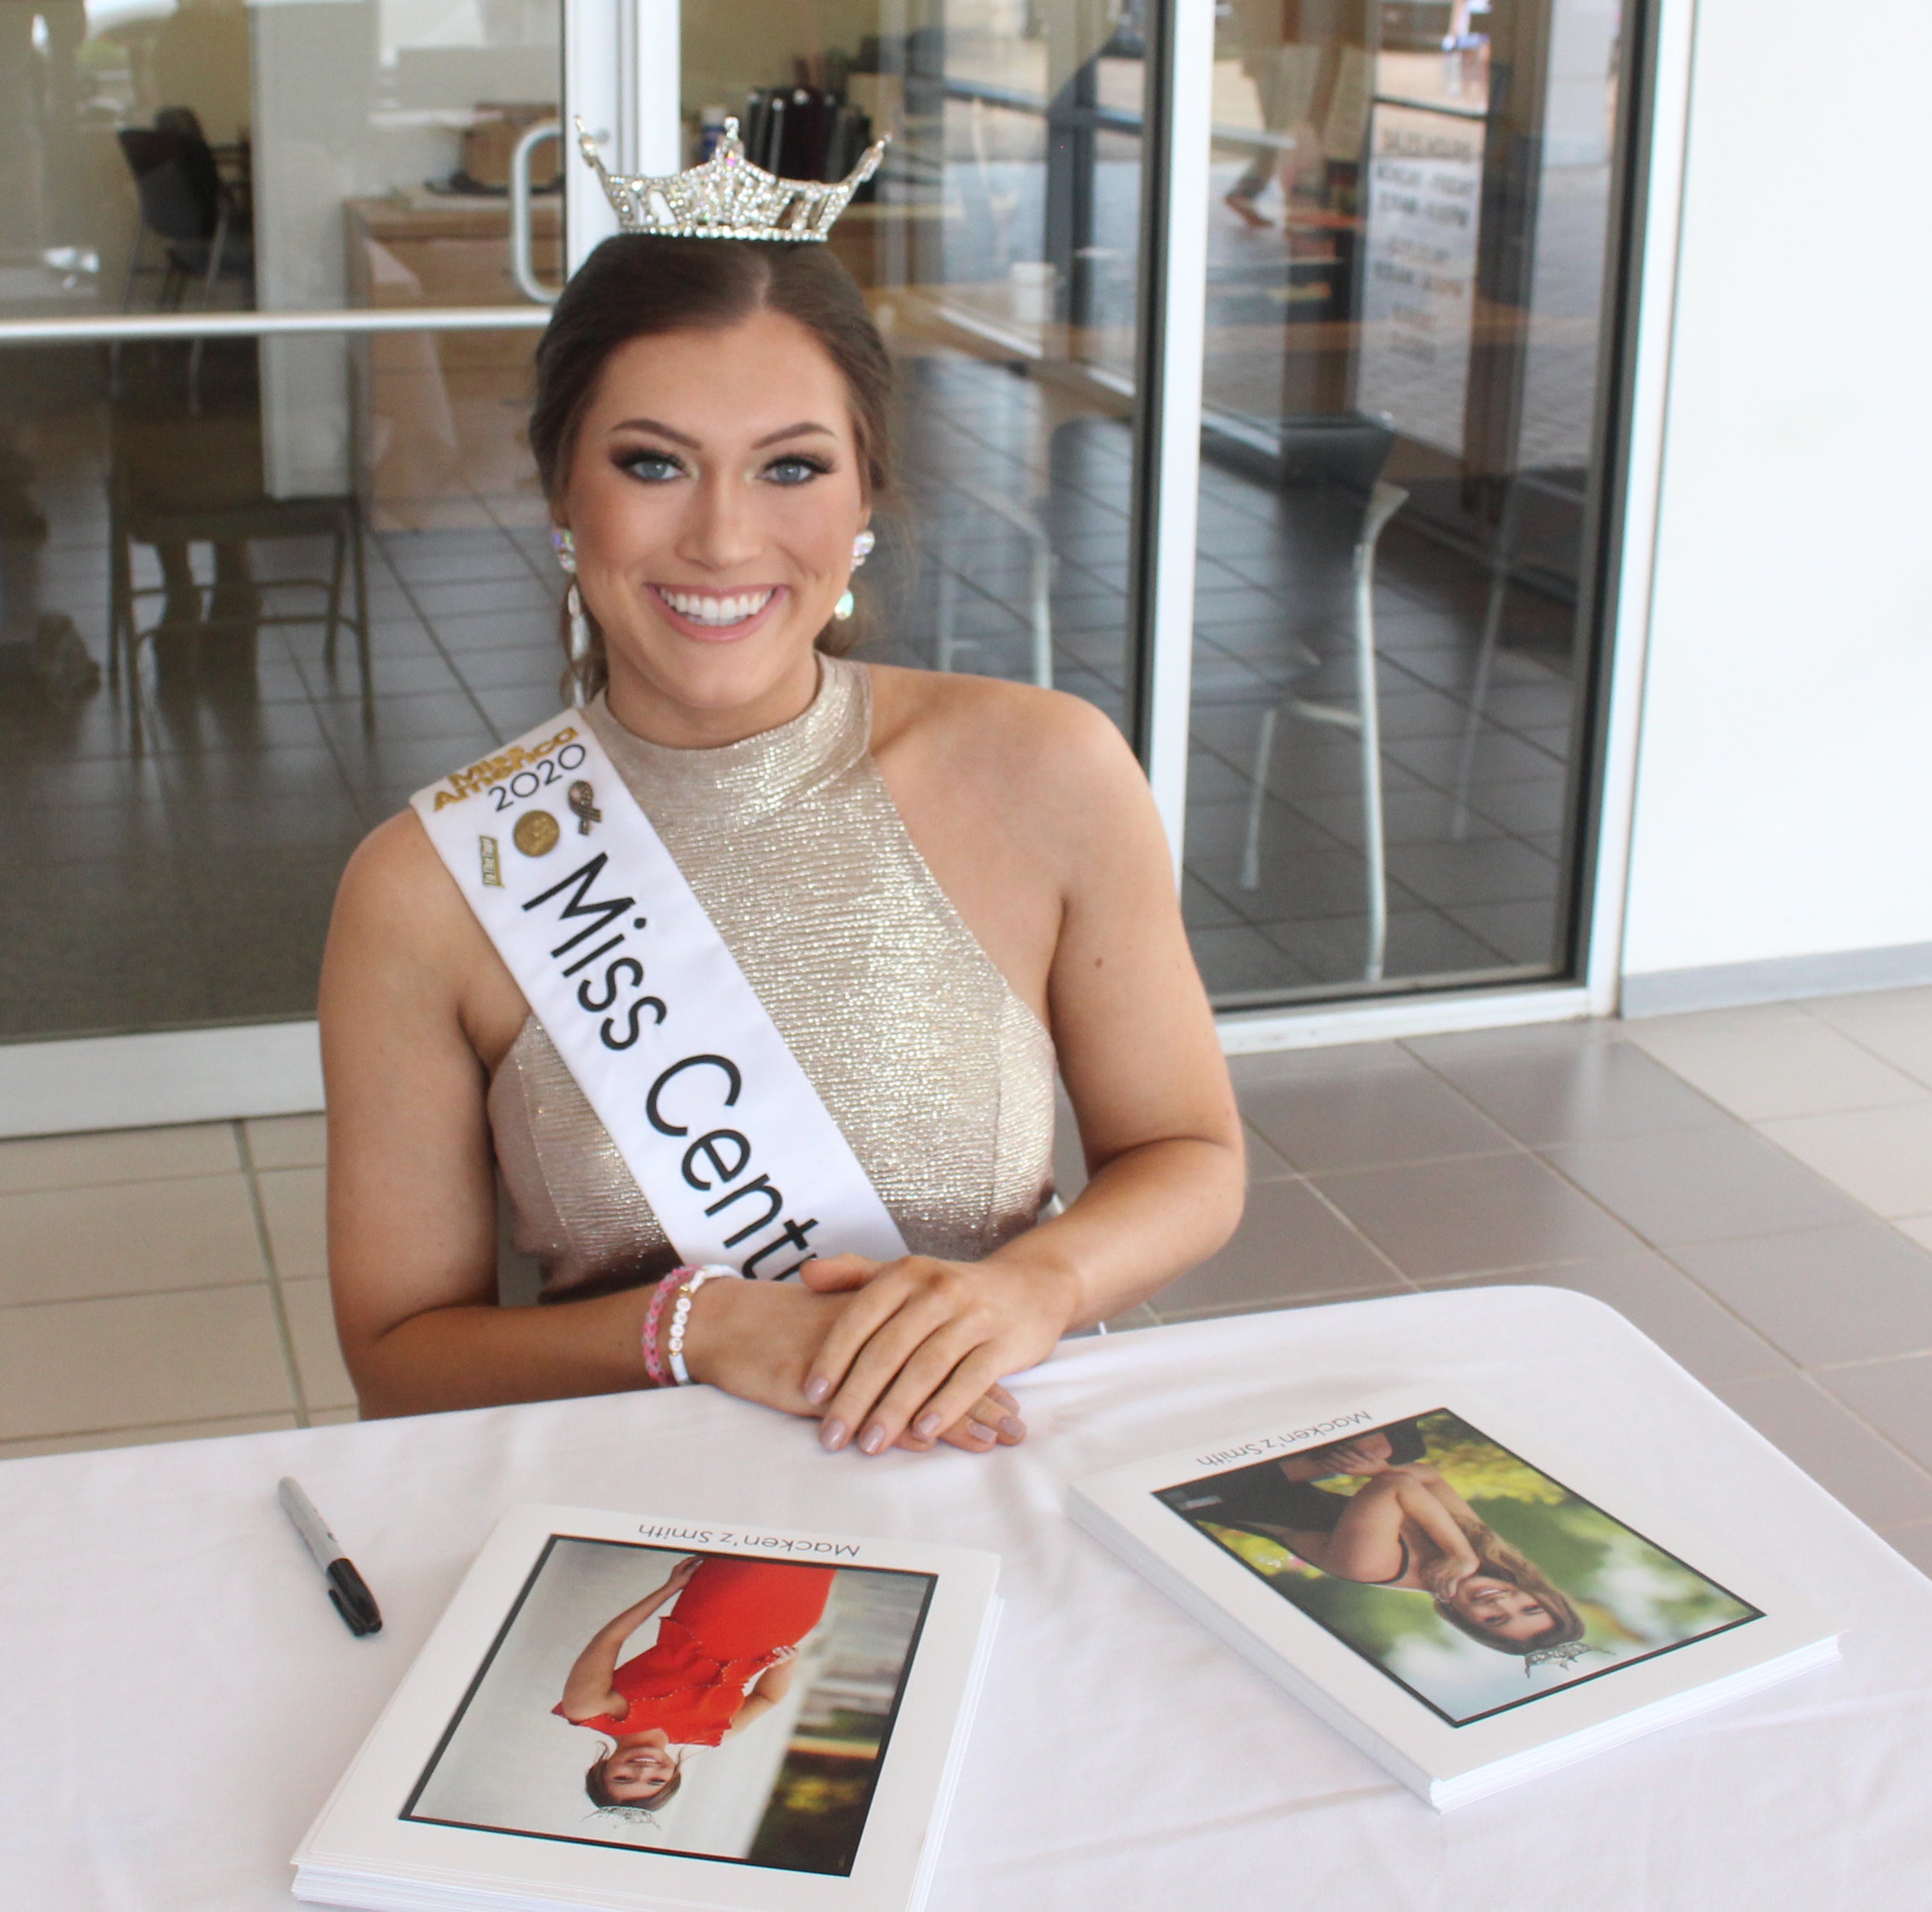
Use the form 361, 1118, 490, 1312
1, 1287, 1926, 1910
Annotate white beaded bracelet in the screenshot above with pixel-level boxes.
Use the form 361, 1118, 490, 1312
666, 1265, 743, 1386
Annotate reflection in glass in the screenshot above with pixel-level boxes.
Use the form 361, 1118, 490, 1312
0, 0, 561, 324
1188, 0, 1622, 1004
0, 332, 564, 1040
682, 0, 1148, 733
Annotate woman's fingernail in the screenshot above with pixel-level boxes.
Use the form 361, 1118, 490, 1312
913, 1411, 941, 1438
859, 1423, 887, 1456
820, 1418, 848, 1451
966, 1420, 996, 1444
999, 1415, 1026, 1440
804, 1375, 831, 1405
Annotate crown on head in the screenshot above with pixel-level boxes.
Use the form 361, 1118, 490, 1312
574, 116, 888, 243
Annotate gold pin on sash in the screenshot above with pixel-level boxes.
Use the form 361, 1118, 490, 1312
513, 810, 560, 857
568, 779, 602, 835
479, 836, 503, 886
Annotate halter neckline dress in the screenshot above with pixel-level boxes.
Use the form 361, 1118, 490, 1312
487, 655, 1058, 1300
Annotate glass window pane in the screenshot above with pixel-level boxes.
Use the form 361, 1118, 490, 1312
0, 329, 564, 1040
1189, 0, 1624, 1004
0, 0, 561, 321
682, 0, 1149, 733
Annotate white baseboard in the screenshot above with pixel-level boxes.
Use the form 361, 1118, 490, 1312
0, 1021, 325, 1140
1622, 941, 1932, 1017
1215, 984, 1595, 1053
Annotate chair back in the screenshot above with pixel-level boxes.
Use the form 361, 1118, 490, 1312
116, 125, 221, 244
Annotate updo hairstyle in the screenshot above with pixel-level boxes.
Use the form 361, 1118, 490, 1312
529, 237, 897, 703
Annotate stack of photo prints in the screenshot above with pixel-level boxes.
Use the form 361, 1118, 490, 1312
292, 1506, 1001, 1912
1071, 1394, 1839, 1808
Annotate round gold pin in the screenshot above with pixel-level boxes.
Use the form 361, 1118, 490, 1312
512, 808, 561, 857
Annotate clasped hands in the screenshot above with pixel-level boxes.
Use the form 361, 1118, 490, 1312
676, 1249, 1077, 1458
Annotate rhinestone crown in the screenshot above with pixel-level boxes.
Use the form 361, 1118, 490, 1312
574, 115, 888, 243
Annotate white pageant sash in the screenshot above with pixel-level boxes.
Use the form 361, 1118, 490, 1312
411, 712, 909, 1275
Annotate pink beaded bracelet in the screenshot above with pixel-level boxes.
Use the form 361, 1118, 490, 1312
641, 1268, 692, 1388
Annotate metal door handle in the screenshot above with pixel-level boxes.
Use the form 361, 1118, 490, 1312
510, 120, 563, 305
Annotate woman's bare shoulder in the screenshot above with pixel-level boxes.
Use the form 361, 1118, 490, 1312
865, 662, 1143, 819
325, 807, 514, 1018
332, 808, 463, 955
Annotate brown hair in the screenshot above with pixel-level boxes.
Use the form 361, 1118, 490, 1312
529, 236, 896, 703
1431, 1520, 1586, 1657
585, 1746, 685, 1813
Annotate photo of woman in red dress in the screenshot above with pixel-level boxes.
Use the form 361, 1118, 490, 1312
554, 1554, 836, 1811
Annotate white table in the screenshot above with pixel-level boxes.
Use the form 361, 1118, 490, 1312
2, 1288, 1927, 1910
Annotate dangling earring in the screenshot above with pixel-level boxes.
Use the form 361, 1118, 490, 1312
567, 581, 591, 662
834, 528, 872, 621
554, 529, 590, 696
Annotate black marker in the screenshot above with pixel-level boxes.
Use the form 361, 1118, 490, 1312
278, 1476, 383, 1636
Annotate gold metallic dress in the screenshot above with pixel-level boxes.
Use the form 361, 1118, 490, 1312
488, 655, 1058, 1301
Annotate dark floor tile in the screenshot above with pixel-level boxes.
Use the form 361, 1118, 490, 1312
1314, 1149, 1643, 1278
1711, 1371, 1932, 1527
1154, 1177, 1400, 1319
473, 685, 566, 739
1541, 1126, 1867, 1247
1407, 1035, 1728, 1145
1291, 784, 1506, 850
1385, 836, 1558, 909
318, 689, 492, 748
1669, 1225, 1932, 1369
1191, 924, 1311, 996
1419, 1254, 1790, 1387
1190, 840, 1415, 925
1265, 908, 1513, 985
408, 577, 557, 618
1443, 898, 1563, 966
1384, 728, 1564, 788
1233, 1046, 1510, 1172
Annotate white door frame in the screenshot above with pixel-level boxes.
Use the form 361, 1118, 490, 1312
0, 0, 1691, 1136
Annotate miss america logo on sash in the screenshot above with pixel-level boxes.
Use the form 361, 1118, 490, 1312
413, 715, 909, 1277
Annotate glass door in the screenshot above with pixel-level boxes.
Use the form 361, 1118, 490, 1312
0, 0, 651, 1047
1178, 0, 1632, 1008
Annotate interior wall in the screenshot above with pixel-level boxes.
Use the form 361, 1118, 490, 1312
1620, 0, 1932, 985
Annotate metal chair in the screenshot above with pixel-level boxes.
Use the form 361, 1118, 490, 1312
1452, 465, 1588, 837
934, 481, 1055, 690
106, 348, 369, 749
116, 115, 253, 397
1233, 412, 1405, 982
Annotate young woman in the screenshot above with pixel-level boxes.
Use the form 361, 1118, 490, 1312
555, 1554, 832, 1810
321, 233, 1245, 1456
1195, 1428, 1588, 1657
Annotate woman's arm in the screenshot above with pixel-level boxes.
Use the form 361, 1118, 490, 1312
1296, 1475, 1416, 1584
1320, 1472, 1481, 1593
798, 686, 1246, 1452
556, 1559, 701, 1720
323, 815, 1020, 1447
719, 1646, 801, 1739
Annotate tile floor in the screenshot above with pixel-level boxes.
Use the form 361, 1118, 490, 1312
2, 339, 1579, 1042
3, 990, 1931, 1584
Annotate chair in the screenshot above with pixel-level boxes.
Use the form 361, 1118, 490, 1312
117, 114, 254, 395
1451, 465, 1588, 837
107, 348, 369, 749
933, 481, 1055, 690
1234, 413, 1405, 982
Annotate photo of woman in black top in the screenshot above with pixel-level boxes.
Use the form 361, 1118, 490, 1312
1169, 1419, 1586, 1659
